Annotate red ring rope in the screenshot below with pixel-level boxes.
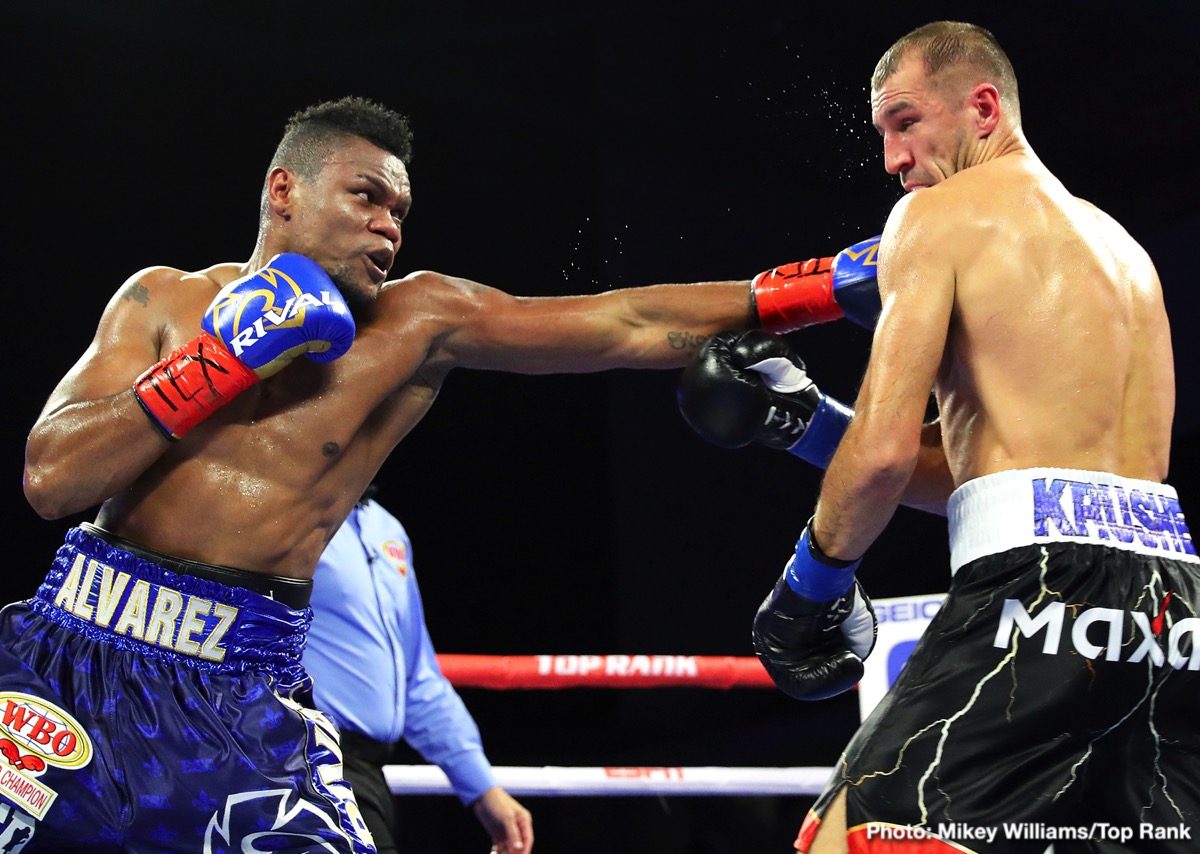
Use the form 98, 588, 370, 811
436, 654, 776, 689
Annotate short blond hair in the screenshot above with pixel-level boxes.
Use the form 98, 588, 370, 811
873, 21, 1020, 123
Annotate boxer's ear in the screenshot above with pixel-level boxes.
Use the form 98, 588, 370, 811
969, 83, 1002, 136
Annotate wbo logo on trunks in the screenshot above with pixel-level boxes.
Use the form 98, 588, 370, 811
1031, 477, 1195, 557
52, 552, 239, 663
0, 691, 93, 820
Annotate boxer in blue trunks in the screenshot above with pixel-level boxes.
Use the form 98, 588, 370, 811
679, 21, 1198, 853
0, 525, 354, 852
7, 95, 875, 851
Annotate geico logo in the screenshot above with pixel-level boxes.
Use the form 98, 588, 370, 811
52, 553, 238, 663
994, 599, 1200, 670
876, 598, 943, 623
1033, 478, 1194, 556
228, 291, 337, 357
0, 692, 92, 768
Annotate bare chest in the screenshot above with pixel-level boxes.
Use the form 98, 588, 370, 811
154, 293, 442, 487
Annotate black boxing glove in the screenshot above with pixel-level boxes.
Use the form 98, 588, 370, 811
752, 521, 878, 701
677, 330, 820, 450
678, 330, 853, 466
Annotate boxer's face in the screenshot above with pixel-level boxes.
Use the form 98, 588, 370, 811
871, 54, 969, 192
283, 136, 411, 307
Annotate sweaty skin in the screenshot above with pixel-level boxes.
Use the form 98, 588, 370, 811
812, 53, 1173, 558
806, 52, 1175, 854
24, 136, 752, 578
928, 158, 1173, 484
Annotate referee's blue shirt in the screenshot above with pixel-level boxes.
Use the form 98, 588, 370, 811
304, 499, 496, 804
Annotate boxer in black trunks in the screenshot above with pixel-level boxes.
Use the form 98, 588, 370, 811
678, 21, 1198, 853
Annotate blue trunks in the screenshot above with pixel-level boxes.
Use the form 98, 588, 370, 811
0, 525, 375, 852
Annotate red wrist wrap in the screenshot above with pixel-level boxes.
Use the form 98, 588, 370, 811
751, 256, 844, 333
133, 331, 259, 440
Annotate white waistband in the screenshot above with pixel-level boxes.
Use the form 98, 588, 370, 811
946, 467, 1197, 575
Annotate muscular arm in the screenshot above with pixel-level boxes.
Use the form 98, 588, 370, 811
813, 193, 955, 559
407, 272, 755, 373
23, 270, 184, 519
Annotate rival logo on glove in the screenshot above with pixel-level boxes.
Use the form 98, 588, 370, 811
839, 240, 879, 267
208, 266, 343, 359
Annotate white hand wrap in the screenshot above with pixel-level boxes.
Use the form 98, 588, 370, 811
841, 586, 877, 660
743, 356, 817, 395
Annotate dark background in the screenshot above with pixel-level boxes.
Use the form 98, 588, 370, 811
5, 2, 1199, 851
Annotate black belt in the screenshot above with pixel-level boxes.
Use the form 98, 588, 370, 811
339, 729, 395, 766
82, 523, 312, 609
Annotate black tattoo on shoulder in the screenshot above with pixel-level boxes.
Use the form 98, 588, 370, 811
667, 331, 710, 351
122, 281, 150, 307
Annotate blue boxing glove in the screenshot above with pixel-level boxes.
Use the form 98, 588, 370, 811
677, 330, 853, 468
134, 253, 355, 439
752, 234, 881, 332
752, 520, 877, 701
829, 235, 882, 329
203, 253, 355, 378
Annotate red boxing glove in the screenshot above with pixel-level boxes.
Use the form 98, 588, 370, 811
133, 331, 259, 440
752, 235, 882, 333
133, 253, 355, 440
752, 256, 842, 333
